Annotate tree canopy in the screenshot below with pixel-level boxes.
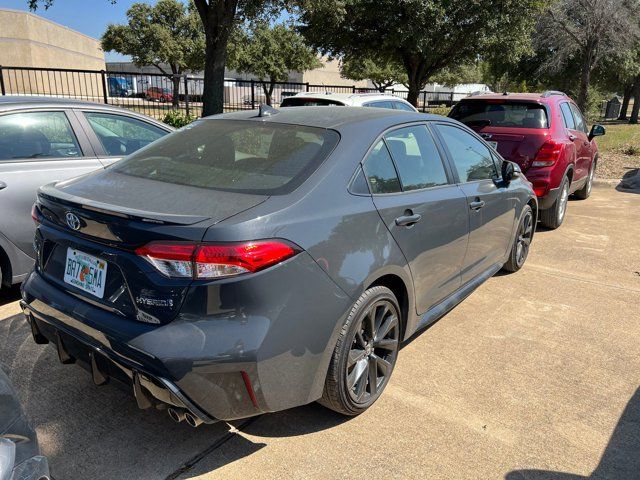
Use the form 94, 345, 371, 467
340, 54, 407, 91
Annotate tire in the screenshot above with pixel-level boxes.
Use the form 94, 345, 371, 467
145, 94, 151, 102
574, 159, 596, 200
503, 205, 534, 273
319, 286, 401, 416
159, 96, 166, 103
540, 175, 569, 229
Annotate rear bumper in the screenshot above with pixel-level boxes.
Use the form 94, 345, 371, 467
20, 251, 352, 422
537, 185, 561, 210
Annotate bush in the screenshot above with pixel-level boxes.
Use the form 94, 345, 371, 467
162, 110, 196, 128
424, 105, 452, 116
623, 145, 640, 156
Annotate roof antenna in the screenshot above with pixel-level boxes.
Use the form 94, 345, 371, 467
258, 103, 279, 117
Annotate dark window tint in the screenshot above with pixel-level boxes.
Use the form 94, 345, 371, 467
280, 97, 345, 107
437, 124, 497, 182
393, 101, 416, 112
365, 101, 395, 110
0, 111, 81, 160
450, 101, 549, 129
111, 120, 339, 195
569, 104, 587, 133
84, 112, 167, 156
362, 140, 401, 194
560, 103, 576, 130
384, 125, 448, 190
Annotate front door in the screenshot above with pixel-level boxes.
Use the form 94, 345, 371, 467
568, 103, 592, 184
434, 123, 515, 284
363, 124, 469, 315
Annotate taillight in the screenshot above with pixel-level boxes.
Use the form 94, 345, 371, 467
532, 140, 563, 167
135, 240, 300, 279
31, 204, 39, 225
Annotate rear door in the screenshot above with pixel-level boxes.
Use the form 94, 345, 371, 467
364, 123, 469, 314
434, 123, 515, 284
0, 109, 100, 257
567, 103, 592, 183
74, 110, 170, 166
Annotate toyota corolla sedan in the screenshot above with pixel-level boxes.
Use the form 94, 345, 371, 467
21, 107, 536, 425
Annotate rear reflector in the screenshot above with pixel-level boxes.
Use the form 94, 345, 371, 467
532, 140, 563, 167
533, 186, 548, 197
31, 203, 39, 225
135, 240, 300, 279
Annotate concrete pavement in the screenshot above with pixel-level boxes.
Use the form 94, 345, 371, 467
1, 184, 638, 479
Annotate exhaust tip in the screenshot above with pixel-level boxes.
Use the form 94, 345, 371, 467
167, 407, 185, 423
184, 412, 203, 428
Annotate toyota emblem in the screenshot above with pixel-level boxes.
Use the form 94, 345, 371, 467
65, 212, 82, 231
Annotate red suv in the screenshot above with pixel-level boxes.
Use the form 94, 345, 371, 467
449, 91, 605, 229
145, 87, 173, 103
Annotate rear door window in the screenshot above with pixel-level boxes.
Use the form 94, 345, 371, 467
111, 120, 340, 195
450, 101, 549, 129
280, 98, 345, 107
362, 140, 402, 194
436, 124, 497, 183
560, 102, 576, 130
569, 104, 587, 133
83, 112, 167, 156
0, 111, 82, 160
393, 101, 416, 112
384, 125, 448, 190
364, 101, 395, 110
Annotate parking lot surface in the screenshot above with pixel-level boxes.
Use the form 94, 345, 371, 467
1, 184, 638, 480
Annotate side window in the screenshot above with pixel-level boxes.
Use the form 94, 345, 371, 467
436, 124, 497, 183
365, 101, 395, 110
393, 102, 416, 112
560, 102, 576, 130
0, 111, 81, 161
362, 140, 401, 194
83, 112, 167, 156
384, 125, 448, 190
569, 104, 587, 133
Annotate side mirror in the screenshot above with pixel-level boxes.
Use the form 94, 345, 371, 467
589, 124, 606, 141
501, 161, 519, 183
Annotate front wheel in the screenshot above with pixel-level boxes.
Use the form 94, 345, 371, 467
319, 286, 400, 416
503, 205, 534, 272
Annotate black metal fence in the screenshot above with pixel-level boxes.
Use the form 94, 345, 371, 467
0, 66, 457, 120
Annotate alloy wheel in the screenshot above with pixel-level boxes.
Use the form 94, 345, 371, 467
515, 211, 534, 267
586, 165, 595, 196
346, 299, 399, 405
558, 181, 569, 223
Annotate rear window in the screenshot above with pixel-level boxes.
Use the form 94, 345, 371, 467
450, 101, 549, 129
281, 97, 345, 107
110, 120, 339, 195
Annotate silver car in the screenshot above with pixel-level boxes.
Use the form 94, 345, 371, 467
0, 97, 172, 288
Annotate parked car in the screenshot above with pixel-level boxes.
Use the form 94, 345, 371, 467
281, 92, 418, 111
0, 96, 173, 290
449, 91, 605, 229
22, 106, 536, 424
107, 76, 133, 98
145, 87, 173, 103
0, 367, 50, 480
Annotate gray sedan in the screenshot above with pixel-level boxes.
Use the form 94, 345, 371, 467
0, 97, 172, 289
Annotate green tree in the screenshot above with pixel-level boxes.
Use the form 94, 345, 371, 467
227, 22, 321, 105
101, 0, 205, 107
298, 0, 543, 107
340, 54, 407, 91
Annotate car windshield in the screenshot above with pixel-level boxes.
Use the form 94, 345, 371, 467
110, 119, 340, 195
281, 98, 345, 107
450, 101, 549, 129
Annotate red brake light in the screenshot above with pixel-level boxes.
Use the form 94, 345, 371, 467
532, 140, 563, 167
135, 240, 300, 279
31, 204, 39, 225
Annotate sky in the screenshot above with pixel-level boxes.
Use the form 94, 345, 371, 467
2, 0, 158, 61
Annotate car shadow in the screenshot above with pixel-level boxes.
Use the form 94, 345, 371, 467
0, 285, 21, 307
504, 387, 640, 480
616, 168, 640, 194
0, 312, 351, 479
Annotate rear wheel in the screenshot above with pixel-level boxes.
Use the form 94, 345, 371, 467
319, 286, 400, 416
540, 176, 569, 229
574, 160, 596, 200
503, 205, 534, 273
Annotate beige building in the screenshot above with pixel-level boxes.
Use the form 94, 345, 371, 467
0, 8, 105, 70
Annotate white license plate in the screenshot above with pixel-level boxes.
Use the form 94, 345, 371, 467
488, 141, 498, 150
63, 248, 108, 299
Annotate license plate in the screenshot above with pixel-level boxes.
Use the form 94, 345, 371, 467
487, 141, 498, 150
63, 248, 108, 298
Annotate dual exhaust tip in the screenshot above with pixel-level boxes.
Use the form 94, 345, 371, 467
167, 407, 203, 427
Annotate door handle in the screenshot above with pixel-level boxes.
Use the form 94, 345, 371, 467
469, 200, 485, 211
0, 181, 6, 190
568, 133, 577, 141
395, 213, 422, 227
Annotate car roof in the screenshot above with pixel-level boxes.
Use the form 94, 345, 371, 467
291, 92, 413, 107
460, 92, 570, 103
208, 106, 447, 130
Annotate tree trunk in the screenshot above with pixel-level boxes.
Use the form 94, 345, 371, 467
202, 38, 227, 116
618, 84, 632, 120
629, 77, 640, 125
403, 55, 427, 108
577, 58, 591, 113
262, 80, 276, 106
171, 75, 181, 108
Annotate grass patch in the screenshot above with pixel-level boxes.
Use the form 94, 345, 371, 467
594, 123, 640, 156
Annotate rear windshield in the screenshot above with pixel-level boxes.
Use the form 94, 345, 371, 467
110, 120, 339, 195
450, 101, 549, 129
281, 97, 345, 107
